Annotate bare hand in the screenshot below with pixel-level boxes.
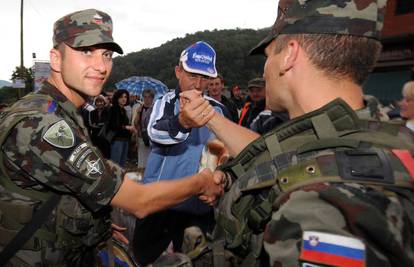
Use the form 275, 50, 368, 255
178, 90, 215, 128
206, 139, 230, 166
111, 223, 129, 245
198, 168, 225, 206
125, 125, 138, 135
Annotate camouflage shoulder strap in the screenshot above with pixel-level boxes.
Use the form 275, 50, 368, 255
214, 99, 414, 266
219, 99, 414, 183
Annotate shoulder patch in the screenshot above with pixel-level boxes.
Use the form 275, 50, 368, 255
68, 142, 105, 179
43, 120, 75, 148
300, 231, 366, 267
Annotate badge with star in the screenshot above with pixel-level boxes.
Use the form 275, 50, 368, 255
77, 149, 105, 179
43, 120, 75, 148
68, 143, 105, 179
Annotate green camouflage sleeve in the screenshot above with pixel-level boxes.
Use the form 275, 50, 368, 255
263, 182, 414, 267
3, 112, 123, 212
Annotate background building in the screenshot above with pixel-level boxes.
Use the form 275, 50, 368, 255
364, 0, 414, 104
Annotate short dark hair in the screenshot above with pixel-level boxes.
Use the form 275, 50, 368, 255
273, 34, 382, 85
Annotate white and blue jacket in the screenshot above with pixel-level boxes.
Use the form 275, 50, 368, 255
143, 87, 231, 214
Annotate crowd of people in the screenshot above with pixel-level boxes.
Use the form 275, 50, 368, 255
1, 1, 414, 267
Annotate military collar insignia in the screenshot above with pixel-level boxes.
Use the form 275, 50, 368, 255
43, 120, 75, 148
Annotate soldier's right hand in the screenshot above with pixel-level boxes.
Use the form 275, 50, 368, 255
198, 168, 224, 206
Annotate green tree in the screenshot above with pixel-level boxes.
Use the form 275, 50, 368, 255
11, 66, 34, 98
105, 28, 268, 91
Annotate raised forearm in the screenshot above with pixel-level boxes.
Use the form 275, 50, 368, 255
207, 112, 260, 157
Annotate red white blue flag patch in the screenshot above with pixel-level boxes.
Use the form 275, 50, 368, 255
300, 231, 366, 267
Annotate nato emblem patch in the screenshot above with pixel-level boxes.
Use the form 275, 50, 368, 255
43, 120, 75, 148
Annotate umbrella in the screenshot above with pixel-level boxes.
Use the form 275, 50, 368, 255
115, 76, 168, 98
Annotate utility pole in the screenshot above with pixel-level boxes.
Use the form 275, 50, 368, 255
19, 0, 24, 98
20, 0, 24, 68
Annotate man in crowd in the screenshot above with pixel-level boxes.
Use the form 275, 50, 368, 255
207, 74, 239, 122
181, 0, 414, 266
134, 88, 155, 168
103, 87, 115, 107
238, 77, 266, 128
0, 10, 223, 266
132, 41, 231, 266
230, 85, 245, 111
399, 80, 414, 131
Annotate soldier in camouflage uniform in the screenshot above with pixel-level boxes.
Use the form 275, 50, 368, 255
0, 9, 223, 266
180, 0, 414, 266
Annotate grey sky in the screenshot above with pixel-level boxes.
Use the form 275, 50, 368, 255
1, 0, 278, 81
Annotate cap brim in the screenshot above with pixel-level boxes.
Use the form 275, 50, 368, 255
181, 61, 217, 78
65, 36, 124, 54
102, 42, 124, 55
249, 33, 275, 56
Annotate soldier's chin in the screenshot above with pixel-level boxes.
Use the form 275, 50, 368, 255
72, 87, 97, 100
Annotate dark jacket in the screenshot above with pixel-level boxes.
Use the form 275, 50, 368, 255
108, 105, 131, 141
238, 99, 266, 128
220, 95, 239, 123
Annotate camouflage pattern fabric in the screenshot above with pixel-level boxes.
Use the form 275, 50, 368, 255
264, 182, 414, 267
213, 99, 414, 267
251, 0, 387, 54
0, 82, 124, 266
151, 252, 193, 267
53, 8, 123, 54
181, 226, 208, 259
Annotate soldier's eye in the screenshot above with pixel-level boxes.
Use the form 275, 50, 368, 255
103, 52, 113, 59
81, 49, 92, 56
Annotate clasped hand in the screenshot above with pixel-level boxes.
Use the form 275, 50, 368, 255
198, 168, 227, 206
178, 90, 215, 128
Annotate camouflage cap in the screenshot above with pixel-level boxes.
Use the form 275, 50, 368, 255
53, 9, 123, 54
250, 0, 387, 55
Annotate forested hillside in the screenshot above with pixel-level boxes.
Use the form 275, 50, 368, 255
106, 28, 269, 90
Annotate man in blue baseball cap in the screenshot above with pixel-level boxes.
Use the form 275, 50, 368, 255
131, 41, 231, 265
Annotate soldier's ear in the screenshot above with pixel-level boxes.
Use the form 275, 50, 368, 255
50, 47, 62, 72
280, 39, 299, 75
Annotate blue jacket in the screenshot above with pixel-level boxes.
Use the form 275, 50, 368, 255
143, 87, 230, 214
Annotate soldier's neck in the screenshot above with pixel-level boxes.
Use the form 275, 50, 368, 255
47, 75, 85, 108
289, 76, 364, 119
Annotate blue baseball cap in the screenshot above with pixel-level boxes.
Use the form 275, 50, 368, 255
179, 41, 218, 78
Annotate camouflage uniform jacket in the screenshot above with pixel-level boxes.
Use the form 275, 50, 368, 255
0, 82, 124, 266
215, 98, 414, 267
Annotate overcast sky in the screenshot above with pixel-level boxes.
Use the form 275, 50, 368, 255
0, 0, 279, 82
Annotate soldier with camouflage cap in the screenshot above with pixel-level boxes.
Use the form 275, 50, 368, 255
181, 0, 414, 266
0, 9, 223, 266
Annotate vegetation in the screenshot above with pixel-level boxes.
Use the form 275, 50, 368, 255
11, 66, 34, 90
1, 28, 269, 104
0, 86, 19, 105
0, 66, 33, 104
106, 28, 269, 90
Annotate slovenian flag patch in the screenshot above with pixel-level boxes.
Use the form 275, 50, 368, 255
300, 231, 366, 267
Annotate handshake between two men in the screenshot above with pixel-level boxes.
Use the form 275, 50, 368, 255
178, 89, 234, 206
